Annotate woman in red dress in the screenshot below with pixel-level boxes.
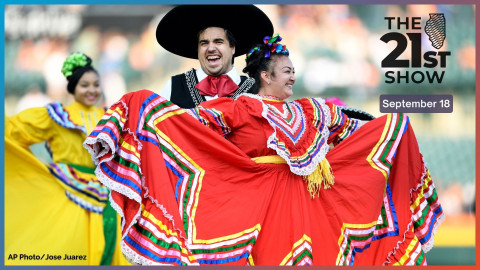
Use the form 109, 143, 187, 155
84, 35, 443, 266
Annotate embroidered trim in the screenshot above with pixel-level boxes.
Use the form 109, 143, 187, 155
48, 162, 109, 213
185, 69, 205, 107
46, 102, 87, 134
232, 77, 254, 99
265, 101, 292, 119
240, 94, 332, 176
269, 101, 305, 141
65, 190, 104, 213
260, 95, 282, 101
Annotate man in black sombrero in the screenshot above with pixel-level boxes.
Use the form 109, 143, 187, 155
156, 5, 273, 108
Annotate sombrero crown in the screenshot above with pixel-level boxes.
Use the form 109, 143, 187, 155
156, 5, 274, 59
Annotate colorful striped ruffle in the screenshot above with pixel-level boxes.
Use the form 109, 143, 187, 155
336, 113, 444, 266
337, 124, 403, 266
337, 184, 399, 266
367, 113, 444, 265
188, 107, 231, 136
48, 162, 109, 213
329, 103, 364, 142
85, 91, 260, 265
280, 234, 314, 266
84, 90, 444, 265
241, 94, 333, 177
329, 103, 348, 135
410, 167, 444, 252
46, 102, 87, 134
366, 113, 409, 180
266, 98, 328, 176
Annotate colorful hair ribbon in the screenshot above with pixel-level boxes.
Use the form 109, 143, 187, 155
264, 34, 289, 58
246, 47, 261, 60
246, 33, 289, 61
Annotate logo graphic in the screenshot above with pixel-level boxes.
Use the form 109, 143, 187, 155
425, 13, 446, 49
381, 14, 451, 84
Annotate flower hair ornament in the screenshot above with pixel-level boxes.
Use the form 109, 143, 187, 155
246, 33, 289, 61
61, 52, 96, 94
61, 52, 92, 79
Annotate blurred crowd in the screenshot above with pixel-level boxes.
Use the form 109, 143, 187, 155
4, 4, 476, 218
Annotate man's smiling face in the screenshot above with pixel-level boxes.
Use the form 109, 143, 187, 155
198, 27, 235, 76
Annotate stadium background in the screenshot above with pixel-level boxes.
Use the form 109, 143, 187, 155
4, 4, 476, 265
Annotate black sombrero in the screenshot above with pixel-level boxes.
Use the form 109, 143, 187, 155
156, 5, 274, 59
339, 106, 376, 121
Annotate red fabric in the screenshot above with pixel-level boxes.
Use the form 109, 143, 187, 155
195, 75, 239, 97
196, 96, 354, 159
85, 90, 443, 265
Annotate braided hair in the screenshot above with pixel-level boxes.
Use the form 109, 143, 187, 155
243, 34, 289, 94
61, 52, 98, 94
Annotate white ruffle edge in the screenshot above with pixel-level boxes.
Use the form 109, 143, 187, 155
241, 94, 331, 176
83, 95, 192, 264
383, 159, 446, 265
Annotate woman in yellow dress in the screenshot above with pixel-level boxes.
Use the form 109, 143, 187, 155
5, 52, 129, 265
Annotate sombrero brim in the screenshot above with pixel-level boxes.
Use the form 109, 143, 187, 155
338, 106, 376, 121
156, 5, 274, 59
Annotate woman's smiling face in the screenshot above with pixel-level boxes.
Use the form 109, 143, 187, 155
265, 55, 296, 100
73, 70, 101, 106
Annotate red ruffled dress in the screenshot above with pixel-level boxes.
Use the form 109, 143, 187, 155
84, 90, 444, 266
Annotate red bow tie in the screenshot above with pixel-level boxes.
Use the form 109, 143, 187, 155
195, 75, 239, 97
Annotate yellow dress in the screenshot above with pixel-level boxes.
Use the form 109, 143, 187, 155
5, 101, 130, 266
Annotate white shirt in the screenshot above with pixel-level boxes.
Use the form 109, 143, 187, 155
159, 67, 242, 101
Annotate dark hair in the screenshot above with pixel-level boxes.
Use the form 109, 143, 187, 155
243, 43, 280, 94
62, 52, 98, 94
66, 66, 98, 95
197, 27, 237, 65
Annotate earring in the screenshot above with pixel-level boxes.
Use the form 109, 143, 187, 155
267, 81, 271, 85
